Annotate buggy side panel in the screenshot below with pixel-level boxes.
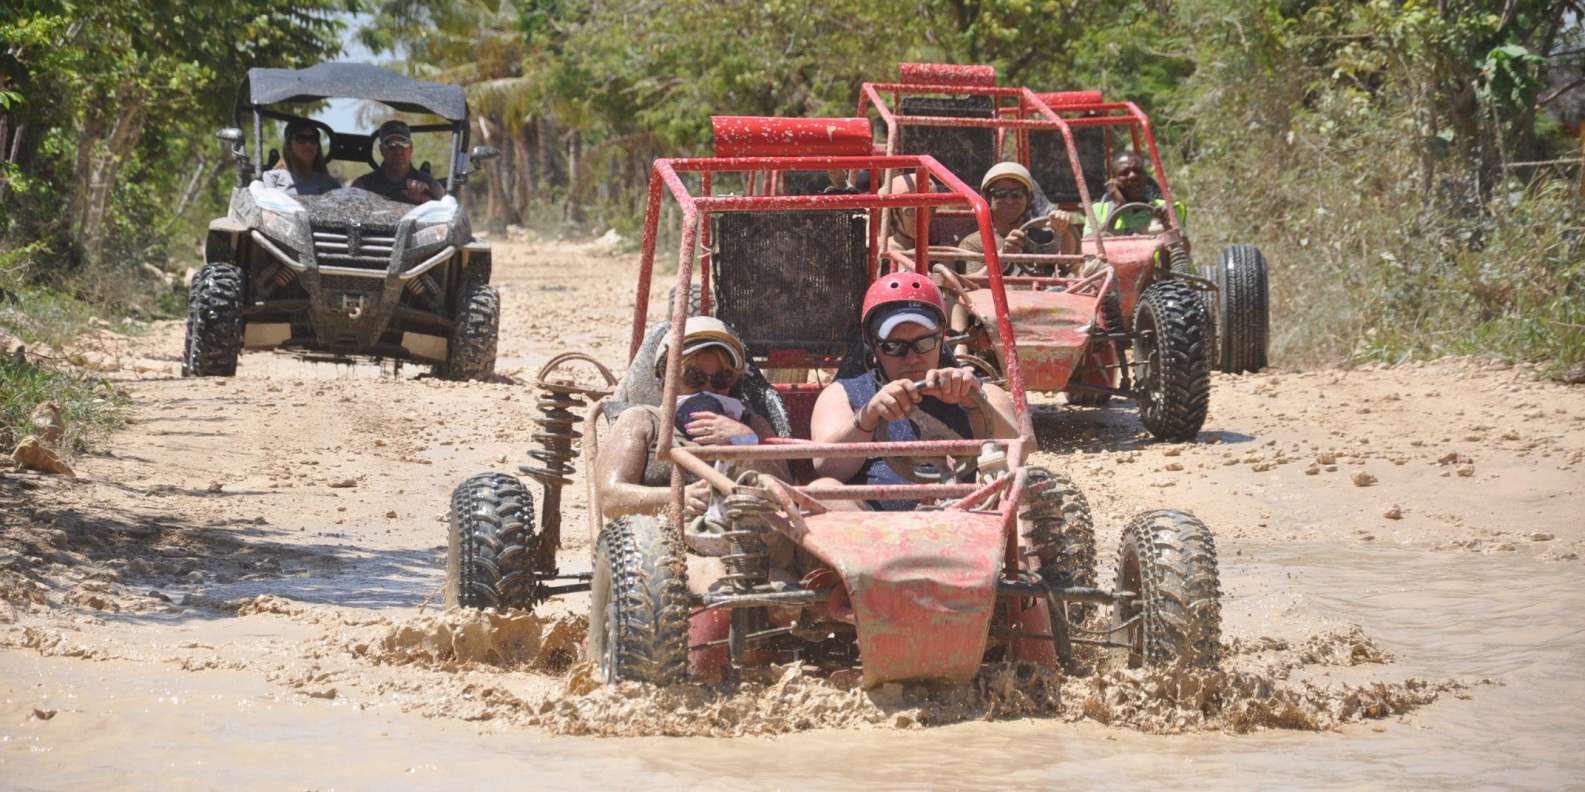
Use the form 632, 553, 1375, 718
1080, 236, 1160, 322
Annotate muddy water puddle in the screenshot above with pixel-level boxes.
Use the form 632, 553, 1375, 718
3, 543, 1582, 789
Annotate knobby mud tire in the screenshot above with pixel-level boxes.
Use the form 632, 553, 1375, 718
1133, 281, 1210, 441
1215, 244, 1270, 373
590, 514, 691, 685
445, 473, 539, 610
184, 262, 244, 377
441, 279, 499, 381
1021, 467, 1099, 625
1112, 510, 1222, 669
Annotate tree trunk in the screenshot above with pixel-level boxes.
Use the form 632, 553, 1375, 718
72, 89, 147, 266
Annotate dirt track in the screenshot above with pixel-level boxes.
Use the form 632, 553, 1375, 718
3, 237, 1584, 788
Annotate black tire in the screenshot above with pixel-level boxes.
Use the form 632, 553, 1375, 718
445, 473, 539, 610
184, 262, 244, 377
1132, 281, 1210, 441
1214, 244, 1269, 373
590, 515, 691, 685
1112, 510, 1221, 669
1021, 467, 1098, 625
666, 283, 703, 318
440, 279, 499, 381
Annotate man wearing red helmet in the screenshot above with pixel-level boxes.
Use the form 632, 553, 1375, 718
809, 273, 1019, 510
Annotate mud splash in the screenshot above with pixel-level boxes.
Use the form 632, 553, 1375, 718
347, 610, 586, 673
512, 626, 1468, 737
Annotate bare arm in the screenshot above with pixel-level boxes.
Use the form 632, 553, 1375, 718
810, 382, 872, 483
592, 409, 708, 520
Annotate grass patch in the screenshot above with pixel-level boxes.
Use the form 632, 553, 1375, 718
0, 355, 128, 454
0, 286, 102, 350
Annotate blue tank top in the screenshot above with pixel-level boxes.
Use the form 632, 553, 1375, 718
837, 369, 975, 511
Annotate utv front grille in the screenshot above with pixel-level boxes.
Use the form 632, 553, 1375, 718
311, 225, 396, 271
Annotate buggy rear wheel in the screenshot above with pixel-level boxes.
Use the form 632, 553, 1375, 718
1132, 281, 1210, 441
590, 515, 691, 685
439, 279, 498, 381
184, 262, 244, 377
1112, 510, 1221, 669
1213, 244, 1270, 373
445, 473, 539, 610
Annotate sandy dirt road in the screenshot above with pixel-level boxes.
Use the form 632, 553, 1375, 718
3, 237, 1583, 789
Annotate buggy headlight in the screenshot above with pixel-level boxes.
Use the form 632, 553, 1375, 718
260, 209, 301, 243
411, 223, 450, 248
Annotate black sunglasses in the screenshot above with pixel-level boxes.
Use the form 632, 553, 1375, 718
875, 334, 941, 357
291, 132, 319, 144
985, 187, 1028, 200
682, 366, 739, 390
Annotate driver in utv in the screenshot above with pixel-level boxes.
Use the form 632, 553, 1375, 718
809, 273, 1019, 510
352, 120, 445, 204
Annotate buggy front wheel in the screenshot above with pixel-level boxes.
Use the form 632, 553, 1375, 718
1112, 510, 1222, 669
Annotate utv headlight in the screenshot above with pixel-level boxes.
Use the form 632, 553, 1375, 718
411, 223, 450, 248
260, 209, 301, 243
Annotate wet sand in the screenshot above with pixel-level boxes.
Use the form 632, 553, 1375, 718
2, 236, 1583, 788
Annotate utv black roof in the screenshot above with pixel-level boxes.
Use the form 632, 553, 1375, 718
237, 62, 469, 123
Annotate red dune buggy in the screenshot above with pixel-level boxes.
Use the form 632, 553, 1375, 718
543, 117, 1225, 688
858, 64, 1266, 442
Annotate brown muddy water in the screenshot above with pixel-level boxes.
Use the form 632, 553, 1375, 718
4, 541, 1582, 790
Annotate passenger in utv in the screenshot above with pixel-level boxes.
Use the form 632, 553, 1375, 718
592, 317, 780, 522
263, 119, 340, 196
809, 274, 1019, 510
351, 120, 444, 204
957, 161, 1079, 273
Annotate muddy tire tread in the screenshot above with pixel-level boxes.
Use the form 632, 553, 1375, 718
1115, 510, 1221, 668
1133, 280, 1210, 441
184, 262, 244, 377
594, 515, 691, 685
446, 473, 538, 610
1022, 467, 1099, 623
441, 279, 499, 381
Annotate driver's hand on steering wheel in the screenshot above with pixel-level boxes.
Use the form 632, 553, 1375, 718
1001, 227, 1027, 255
404, 178, 432, 203
921, 366, 980, 405
861, 379, 924, 428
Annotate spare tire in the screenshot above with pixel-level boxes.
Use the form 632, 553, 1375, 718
1213, 244, 1269, 373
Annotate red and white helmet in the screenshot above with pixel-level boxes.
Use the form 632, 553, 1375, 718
861, 272, 946, 338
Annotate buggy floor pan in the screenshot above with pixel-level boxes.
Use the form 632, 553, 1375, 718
964, 289, 1098, 392
786, 510, 1006, 688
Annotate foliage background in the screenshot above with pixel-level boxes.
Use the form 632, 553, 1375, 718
3, 0, 1582, 370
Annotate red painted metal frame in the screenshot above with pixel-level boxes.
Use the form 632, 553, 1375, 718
856, 81, 1115, 262
1022, 98, 1182, 234
631, 151, 1039, 528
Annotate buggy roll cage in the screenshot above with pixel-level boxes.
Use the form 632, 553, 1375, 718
1024, 91, 1183, 234
632, 147, 1038, 524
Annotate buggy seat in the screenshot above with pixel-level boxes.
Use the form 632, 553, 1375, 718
893, 96, 997, 246
711, 209, 870, 441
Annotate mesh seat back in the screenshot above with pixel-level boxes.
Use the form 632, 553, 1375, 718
711, 210, 869, 360
894, 95, 998, 187
1030, 125, 1108, 204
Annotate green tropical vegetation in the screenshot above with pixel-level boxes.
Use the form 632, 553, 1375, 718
2, 1, 1582, 399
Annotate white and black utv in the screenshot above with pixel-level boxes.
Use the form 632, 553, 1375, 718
185, 63, 501, 379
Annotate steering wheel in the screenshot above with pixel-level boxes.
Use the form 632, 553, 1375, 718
1098, 201, 1162, 234
873, 381, 993, 484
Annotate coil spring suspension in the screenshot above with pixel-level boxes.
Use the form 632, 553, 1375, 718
720, 480, 775, 592
518, 352, 616, 572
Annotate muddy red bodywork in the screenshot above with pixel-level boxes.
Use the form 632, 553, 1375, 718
625, 138, 1068, 686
